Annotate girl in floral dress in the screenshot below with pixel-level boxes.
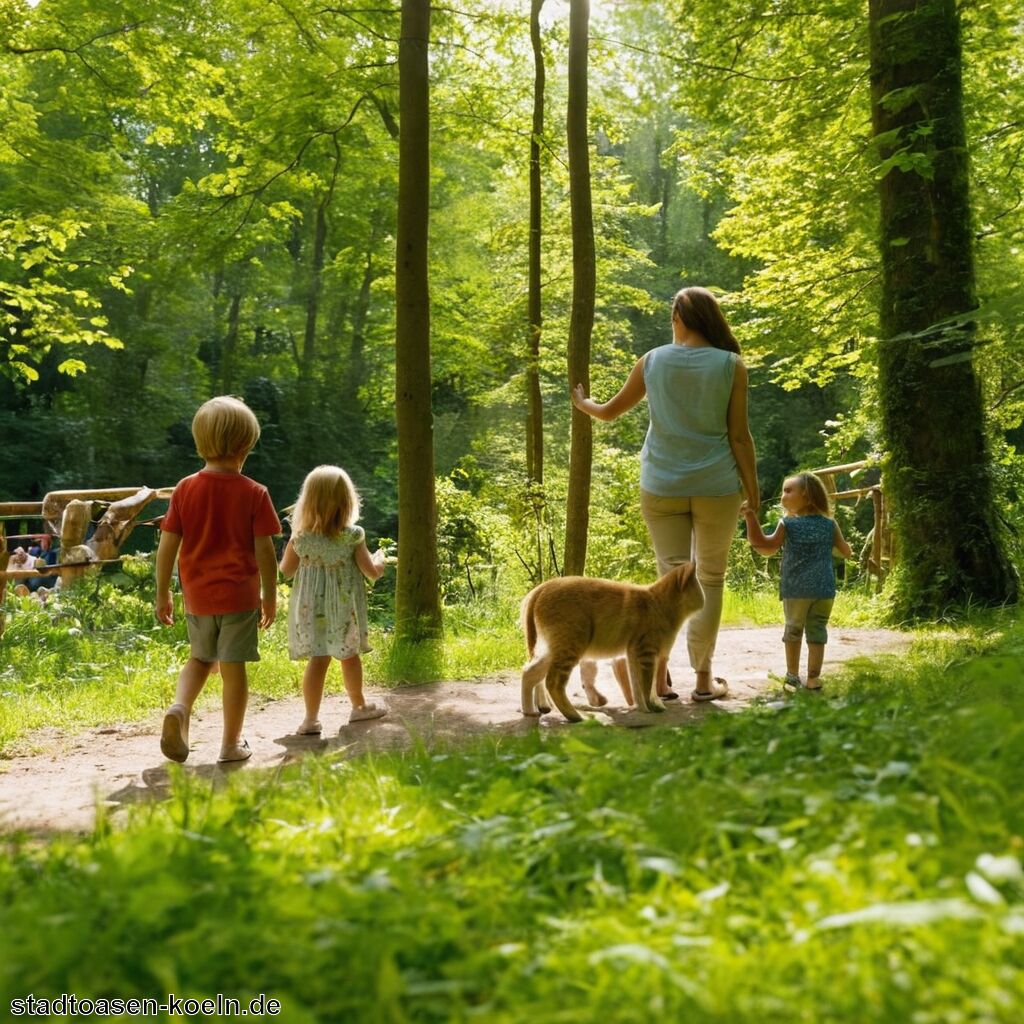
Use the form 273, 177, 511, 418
280, 465, 389, 732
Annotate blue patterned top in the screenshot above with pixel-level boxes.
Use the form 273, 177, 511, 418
779, 515, 837, 599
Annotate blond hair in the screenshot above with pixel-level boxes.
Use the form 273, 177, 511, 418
787, 472, 832, 516
291, 465, 360, 537
192, 396, 261, 460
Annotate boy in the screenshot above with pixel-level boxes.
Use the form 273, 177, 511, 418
155, 396, 281, 763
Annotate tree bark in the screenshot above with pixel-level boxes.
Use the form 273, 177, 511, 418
301, 139, 342, 382
395, 0, 442, 639
526, 0, 546, 488
563, 0, 594, 577
868, 0, 1018, 615
220, 287, 241, 393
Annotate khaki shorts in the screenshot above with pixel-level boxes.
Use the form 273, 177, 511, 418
185, 609, 260, 663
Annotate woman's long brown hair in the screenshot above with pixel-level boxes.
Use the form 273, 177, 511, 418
672, 287, 741, 354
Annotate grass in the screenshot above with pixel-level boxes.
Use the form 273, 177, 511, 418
722, 584, 890, 628
0, 616, 1022, 1021
0, 575, 930, 757
0, 585, 526, 756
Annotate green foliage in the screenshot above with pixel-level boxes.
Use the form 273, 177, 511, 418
1, 617, 1023, 1020
0, 217, 127, 381
1, 0, 1020, 614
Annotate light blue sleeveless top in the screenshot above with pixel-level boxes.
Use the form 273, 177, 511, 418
640, 344, 741, 497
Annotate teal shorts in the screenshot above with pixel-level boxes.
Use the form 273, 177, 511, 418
782, 598, 834, 645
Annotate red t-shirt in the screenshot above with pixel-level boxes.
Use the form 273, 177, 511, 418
162, 470, 281, 615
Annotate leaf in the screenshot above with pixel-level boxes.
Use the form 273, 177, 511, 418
816, 899, 984, 930
9, 361, 39, 381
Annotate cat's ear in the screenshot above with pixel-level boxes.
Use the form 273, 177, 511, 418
676, 561, 696, 590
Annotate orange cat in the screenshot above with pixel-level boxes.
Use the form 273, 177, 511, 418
520, 562, 704, 722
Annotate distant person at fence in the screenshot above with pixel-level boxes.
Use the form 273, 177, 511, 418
26, 534, 57, 592
155, 396, 281, 764
8, 546, 34, 572
9, 547, 36, 600
279, 465, 390, 735
742, 472, 853, 691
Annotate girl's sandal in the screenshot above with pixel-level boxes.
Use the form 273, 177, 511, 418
217, 739, 252, 763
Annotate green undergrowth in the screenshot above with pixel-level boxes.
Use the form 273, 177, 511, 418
1, 619, 1022, 1021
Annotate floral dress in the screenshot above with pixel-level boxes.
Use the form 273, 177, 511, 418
288, 527, 370, 660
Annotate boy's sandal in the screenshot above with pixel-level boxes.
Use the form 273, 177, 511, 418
691, 678, 729, 702
782, 674, 803, 689
296, 720, 323, 736
804, 679, 823, 691
160, 704, 190, 764
217, 739, 252, 763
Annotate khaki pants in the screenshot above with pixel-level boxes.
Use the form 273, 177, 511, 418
640, 489, 744, 673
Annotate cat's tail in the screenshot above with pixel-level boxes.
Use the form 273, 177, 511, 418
520, 587, 539, 655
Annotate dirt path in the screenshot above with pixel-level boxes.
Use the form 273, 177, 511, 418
0, 626, 911, 834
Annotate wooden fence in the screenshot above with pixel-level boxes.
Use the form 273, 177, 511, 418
810, 460, 893, 588
0, 486, 172, 636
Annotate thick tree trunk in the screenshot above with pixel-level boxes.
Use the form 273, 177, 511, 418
563, 0, 594, 577
869, 0, 1017, 615
395, 0, 441, 639
526, 0, 545, 488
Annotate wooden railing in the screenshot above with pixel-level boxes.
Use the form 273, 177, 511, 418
810, 460, 893, 589
1, 486, 172, 635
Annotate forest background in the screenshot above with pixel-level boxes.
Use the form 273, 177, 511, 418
2, 0, 1023, 617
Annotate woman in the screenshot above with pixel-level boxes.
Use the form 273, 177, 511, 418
572, 287, 759, 701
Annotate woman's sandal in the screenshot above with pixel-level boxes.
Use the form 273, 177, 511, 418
691, 678, 729, 702
660, 668, 679, 700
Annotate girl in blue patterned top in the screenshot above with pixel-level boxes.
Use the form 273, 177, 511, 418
742, 472, 852, 690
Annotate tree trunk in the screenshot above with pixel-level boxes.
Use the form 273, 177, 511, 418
526, 0, 546, 488
868, 0, 1018, 616
221, 287, 241, 393
563, 0, 594, 577
302, 140, 342, 380
302, 207, 327, 380
395, 0, 442, 639
343, 230, 380, 407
